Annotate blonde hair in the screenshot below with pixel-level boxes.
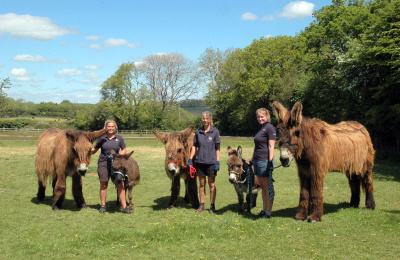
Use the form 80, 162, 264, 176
104, 119, 118, 130
202, 111, 214, 126
256, 108, 270, 120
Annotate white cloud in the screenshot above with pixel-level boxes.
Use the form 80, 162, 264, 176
260, 15, 274, 21
13, 54, 69, 63
55, 69, 82, 77
80, 72, 101, 85
8, 68, 32, 76
89, 44, 101, 50
0, 13, 77, 41
14, 77, 44, 82
263, 34, 273, 39
241, 12, 258, 21
104, 38, 140, 49
279, 1, 315, 19
85, 35, 100, 41
84, 65, 100, 70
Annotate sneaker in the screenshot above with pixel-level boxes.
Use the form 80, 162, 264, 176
209, 203, 216, 214
256, 210, 271, 219
120, 207, 133, 214
99, 205, 106, 213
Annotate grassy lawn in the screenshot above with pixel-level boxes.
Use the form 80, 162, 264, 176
0, 132, 399, 259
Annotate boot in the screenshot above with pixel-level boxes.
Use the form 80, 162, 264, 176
196, 203, 205, 213
209, 203, 216, 214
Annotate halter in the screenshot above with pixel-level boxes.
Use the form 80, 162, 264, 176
168, 151, 196, 178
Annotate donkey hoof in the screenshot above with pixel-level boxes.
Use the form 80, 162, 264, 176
308, 218, 317, 223
53, 206, 60, 211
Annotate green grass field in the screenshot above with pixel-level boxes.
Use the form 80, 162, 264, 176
0, 132, 399, 259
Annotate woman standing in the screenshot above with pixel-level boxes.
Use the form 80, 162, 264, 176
187, 111, 221, 213
91, 119, 132, 214
250, 108, 276, 219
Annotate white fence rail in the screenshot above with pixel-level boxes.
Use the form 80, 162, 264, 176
0, 128, 172, 134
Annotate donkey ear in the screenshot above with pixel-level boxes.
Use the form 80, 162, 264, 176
227, 146, 233, 155
65, 130, 78, 143
87, 128, 107, 142
291, 102, 303, 126
237, 146, 242, 158
272, 101, 287, 123
125, 151, 134, 158
152, 130, 169, 144
177, 125, 195, 143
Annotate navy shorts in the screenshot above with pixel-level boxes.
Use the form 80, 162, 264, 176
97, 160, 111, 182
253, 159, 272, 178
196, 163, 217, 177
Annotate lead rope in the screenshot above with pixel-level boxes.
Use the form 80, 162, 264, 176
268, 159, 280, 203
246, 165, 254, 210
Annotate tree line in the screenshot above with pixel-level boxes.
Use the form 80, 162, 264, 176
1, 0, 398, 154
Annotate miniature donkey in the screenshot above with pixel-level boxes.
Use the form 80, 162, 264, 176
226, 146, 260, 213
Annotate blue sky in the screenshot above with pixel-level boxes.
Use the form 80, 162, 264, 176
1, 0, 332, 104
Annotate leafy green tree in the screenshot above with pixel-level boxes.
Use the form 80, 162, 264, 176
205, 36, 307, 135
100, 62, 150, 129
0, 77, 11, 117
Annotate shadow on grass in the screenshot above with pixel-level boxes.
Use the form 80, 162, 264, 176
149, 196, 197, 211
30, 195, 122, 213
214, 201, 358, 220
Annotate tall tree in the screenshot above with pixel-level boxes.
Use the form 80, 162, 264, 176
0, 77, 11, 117
100, 62, 150, 129
137, 53, 202, 111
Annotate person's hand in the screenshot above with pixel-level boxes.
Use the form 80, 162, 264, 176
268, 159, 274, 173
187, 159, 193, 169
214, 161, 220, 171
246, 159, 253, 167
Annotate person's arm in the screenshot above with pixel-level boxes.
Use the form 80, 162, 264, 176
268, 139, 275, 162
119, 147, 127, 156
91, 147, 99, 154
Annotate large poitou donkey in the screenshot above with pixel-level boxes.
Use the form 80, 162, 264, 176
272, 101, 375, 222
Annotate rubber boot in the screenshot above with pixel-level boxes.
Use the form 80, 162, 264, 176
196, 203, 205, 213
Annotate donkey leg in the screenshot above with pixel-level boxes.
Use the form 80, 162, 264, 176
128, 187, 133, 211
362, 166, 375, 210
348, 173, 361, 208
72, 174, 86, 209
296, 176, 310, 221
52, 176, 66, 211
186, 177, 200, 209
37, 180, 46, 201
308, 175, 326, 223
168, 176, 180, 207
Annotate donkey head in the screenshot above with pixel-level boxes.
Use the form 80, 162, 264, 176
226, 146, 246, 184
110, 149, 134, 184
153, 126, 194, 178
66, 128, 106, 176
272, 101, 303, 167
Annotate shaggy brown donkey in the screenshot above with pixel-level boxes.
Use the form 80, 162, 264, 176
272, 101, 375, 222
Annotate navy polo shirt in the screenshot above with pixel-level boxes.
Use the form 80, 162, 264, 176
95, 134, 126, 162
253, 121, 276, 161
193, 126, 221, 164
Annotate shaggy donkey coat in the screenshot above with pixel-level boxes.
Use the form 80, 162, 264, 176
152, 126, 199, 208
272, 101, 375, 222
110, 149, 140, 211
226, 146, 260, 213
35, 128, 106, 210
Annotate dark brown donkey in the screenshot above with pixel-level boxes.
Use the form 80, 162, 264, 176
227, 146, 260, 213
35, 128, 106, 210
272, 101, 375, 222
152, 126, 199, 208
110, 149, 140, 211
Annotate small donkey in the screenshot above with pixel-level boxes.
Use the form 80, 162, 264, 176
226, 146, 260, 213
110, 150, 140, 211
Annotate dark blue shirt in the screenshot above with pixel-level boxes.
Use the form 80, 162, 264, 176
95, 134, 126, 162
193, 126, 221, 164
253, 121, 276, 161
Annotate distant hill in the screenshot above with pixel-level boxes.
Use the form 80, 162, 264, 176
180, 99, 212, 116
